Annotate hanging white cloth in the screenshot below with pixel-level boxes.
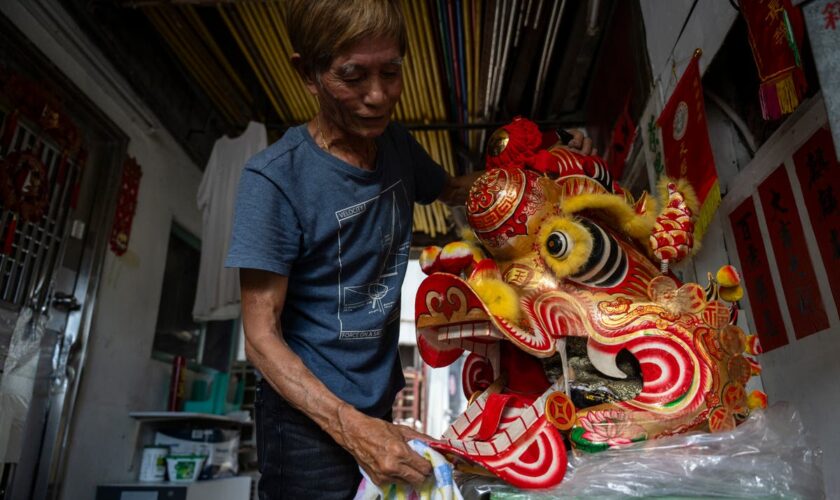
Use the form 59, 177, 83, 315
193, 121, 267, 321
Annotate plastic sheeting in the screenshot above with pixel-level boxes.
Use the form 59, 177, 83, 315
457, 403, 824, 499
0, 307, 46, 463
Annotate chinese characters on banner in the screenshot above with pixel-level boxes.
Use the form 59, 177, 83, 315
794, 126, 840, 309
823, 1, 840, 30
758, 165, 829, 339
730, 198, 789, 352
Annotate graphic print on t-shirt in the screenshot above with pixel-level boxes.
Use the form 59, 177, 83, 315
335, 180, 410, 340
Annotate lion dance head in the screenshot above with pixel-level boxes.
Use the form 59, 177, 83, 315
415, 117, 765, 489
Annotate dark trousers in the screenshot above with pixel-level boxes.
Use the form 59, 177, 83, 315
255, 379, 378, 500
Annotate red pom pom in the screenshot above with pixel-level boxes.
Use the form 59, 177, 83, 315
485, 117, 543, 170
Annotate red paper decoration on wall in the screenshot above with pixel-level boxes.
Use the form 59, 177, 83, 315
729, 198, 789, 352
109, 156, 142, 256
758, 165, 828, 339
793, 126, 840, 312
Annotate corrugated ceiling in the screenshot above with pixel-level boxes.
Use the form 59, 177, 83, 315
113, 0, 612, 241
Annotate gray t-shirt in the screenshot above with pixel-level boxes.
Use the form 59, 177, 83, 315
225, 123, 446, 416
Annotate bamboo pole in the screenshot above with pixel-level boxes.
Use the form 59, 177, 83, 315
250, 3, 308, 121
401, 2, 426, 121
416, 0, 446, 121
238, 3, 300, 120
147, 7, 240, 123
266, 3, 318, 118
183, 5, 251, 102
258, 2, 313, 121
217, 5, 289, 120
401, 50, 420, 120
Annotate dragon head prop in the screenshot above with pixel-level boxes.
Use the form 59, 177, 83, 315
415, 117, 765, 489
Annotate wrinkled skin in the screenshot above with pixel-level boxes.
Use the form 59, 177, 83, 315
414, 123, 761, 489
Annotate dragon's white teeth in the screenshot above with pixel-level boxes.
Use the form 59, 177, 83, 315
587, 338, 628, 379
436, 322, 504, 342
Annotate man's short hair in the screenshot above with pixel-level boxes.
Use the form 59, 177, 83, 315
286, 0, 407, 77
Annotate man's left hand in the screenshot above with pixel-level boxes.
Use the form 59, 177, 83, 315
561, 129, 597, 156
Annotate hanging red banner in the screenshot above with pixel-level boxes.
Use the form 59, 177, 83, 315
656, 51, 719, 244
109, 156, 142, 256
607, 94, 636, 180
729, 198, 789, 351
793, 126, 840, 309
740, 0, 807, 120
758, 165, 828, 339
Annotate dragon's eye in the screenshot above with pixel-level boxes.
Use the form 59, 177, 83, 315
546, 231, 572, 258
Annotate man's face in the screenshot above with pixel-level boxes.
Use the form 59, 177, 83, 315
312, 36, 403, 139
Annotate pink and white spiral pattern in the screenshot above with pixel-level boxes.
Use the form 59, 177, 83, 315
621, 334, 709, 413
462, 353, 494, 399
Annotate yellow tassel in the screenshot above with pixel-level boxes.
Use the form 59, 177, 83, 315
776, 75, 799, 114
695, 180, 721, 245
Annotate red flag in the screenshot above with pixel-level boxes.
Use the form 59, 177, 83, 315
656, 51, 719, 243
607, 95, 636, 180
740, 0, 807, 120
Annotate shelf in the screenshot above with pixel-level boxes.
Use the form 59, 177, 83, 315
129, 411, 252, 426
97, 476, 252, 500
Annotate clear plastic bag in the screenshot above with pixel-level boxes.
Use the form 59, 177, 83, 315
458, 403, 824, 499
0, 307, 47, 463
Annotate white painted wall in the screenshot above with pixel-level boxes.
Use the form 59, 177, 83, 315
640, 2, 836, 496
641, 0, 739, 104
640, 0, 696, 80
399, 259, 423, 345
0, 2, 204, 499
719, 98, 838, 498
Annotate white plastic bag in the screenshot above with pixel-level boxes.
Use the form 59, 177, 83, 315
458, 403, 824, 499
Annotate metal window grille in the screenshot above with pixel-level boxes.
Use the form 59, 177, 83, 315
0, 115, 81, 310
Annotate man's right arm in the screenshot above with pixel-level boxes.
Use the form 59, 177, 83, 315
239, 268, 433, 488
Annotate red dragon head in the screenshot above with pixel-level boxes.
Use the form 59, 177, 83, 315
415, 118, 764, 489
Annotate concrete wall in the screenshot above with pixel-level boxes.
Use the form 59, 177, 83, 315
640, 0, 738, 97
0, 2, 204, 499
640, 1, 837, 496
719, 98, 839, 498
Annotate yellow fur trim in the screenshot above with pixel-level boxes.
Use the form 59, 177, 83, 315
460, 227, 479, 244
719, 284, 744, 302
657, 176, 700, 216
747, 390, 768, 410
560, 194, 656, 241
537, 217, 593, 279
470, 277, 521, 322
441, 241, 474, 259
419, 246, 441, 274
633, 191, 658, 217
456, 230, 486, 261
716, 265, 741, 287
